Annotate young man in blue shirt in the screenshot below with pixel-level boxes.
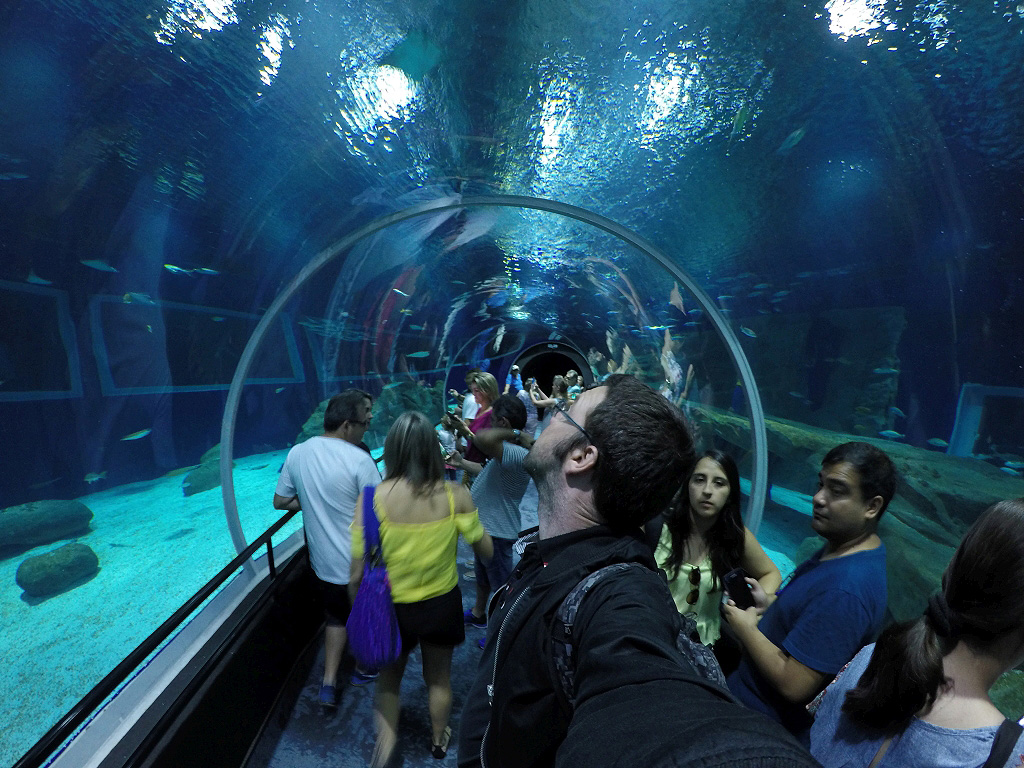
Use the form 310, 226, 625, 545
724, 441, 895, 745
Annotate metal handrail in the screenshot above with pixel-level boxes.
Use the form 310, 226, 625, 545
14, 507, 301, 768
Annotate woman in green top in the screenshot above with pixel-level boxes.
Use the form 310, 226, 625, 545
350, 411, 493, 766
656, 449, 780, 671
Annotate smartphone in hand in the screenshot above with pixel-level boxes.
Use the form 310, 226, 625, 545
722, 567, 755, 610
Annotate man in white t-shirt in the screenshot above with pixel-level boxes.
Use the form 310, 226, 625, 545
273, 389, 380, 708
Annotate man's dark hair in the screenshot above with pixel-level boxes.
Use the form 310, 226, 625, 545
324, 389, 371, 432
491, 393, 527, 430
822, 441, 897, 517
578, 375, 695, 530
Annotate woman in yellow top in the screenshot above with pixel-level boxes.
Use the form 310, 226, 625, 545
350, 411, 493, 766
656, 449, 780, 673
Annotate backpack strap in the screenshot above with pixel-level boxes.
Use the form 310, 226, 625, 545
982, 719, 1024, 768
551, 563, 635, 714
551, 561, 730, 716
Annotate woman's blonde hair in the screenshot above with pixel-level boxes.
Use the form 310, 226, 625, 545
383, 411, 444, 494
470, 371, 499, 406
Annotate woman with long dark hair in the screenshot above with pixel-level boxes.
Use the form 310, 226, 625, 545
810, 498, 1024, 766
349, 411, 493, 766
656, 449, 781, 661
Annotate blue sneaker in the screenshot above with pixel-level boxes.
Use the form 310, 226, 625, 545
350, 668, 378, 686
477, 636, 486, 650
463, 609, 487, 629
318, 683, 338, 709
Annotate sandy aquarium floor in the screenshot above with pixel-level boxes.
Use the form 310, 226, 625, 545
0, 455, 803, 767
0, 449, 298, 768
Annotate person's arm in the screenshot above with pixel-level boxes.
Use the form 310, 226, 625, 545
273, 493, 300, 512
448, 450, 484, 476
721, 603, 827, 703
348, 490, 366, 601
453, 484, 493, 562
739, 527, 782, 597
530, 390, 556, 408
470, 427, 534, 462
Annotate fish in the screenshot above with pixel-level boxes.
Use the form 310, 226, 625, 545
888, 406, 907, 419
772, 290, 791, 298
748, 291, 763, 297
684, 321, 700, 327
146, 325, 153, 333
275, 387, 285, 393
0, 172, 29, 180
796, 271, 815, 279
645, 324, 670, 331
776, 126, 807, 154
669, 283, 685, 313
120, 428, 152, 441
492, 323, 506, 352
400, 308, 414, 315
122, 292, 157, 305
28, 477, 62, 489
406, 351, 430, 358
753, 283, 770, 290
855, 406, 872, 414
165, 527, 196, 541
163, 263, 192, 274
26, 270, 52, 285
1001, 467, 1022, 476
717, 295, 733, 302
193, 267, 219, 275
728, 103, 751, 146
81, 259, 119, 272
1005, 461, 1024, 470
878, 430, 904, 439
739, 326, 756, 338
788, 391, 806, 399
392, 288, 410, 297
84, 471, 107, 483
873, 367, 900, 375
687, 308, 703, 317
927, 438, 949, 448
409, 324, 424, 330
211, 316, 225, 322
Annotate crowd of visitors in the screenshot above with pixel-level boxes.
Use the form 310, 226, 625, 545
273, 370, 1024, 768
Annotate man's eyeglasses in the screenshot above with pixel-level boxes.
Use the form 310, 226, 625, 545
552, 401, 593, 444
686, 566, 701, 606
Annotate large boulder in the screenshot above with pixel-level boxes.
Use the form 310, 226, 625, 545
16, 542, 100, 597
0, 500, 93, 559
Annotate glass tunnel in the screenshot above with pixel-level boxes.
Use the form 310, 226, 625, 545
1, 0, 1023, 763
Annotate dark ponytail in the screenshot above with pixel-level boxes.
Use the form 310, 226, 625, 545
842, 498, 1024, 732
841, 616, 951, 731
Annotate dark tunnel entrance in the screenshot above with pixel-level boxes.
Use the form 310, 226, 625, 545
515, 341, 593, 395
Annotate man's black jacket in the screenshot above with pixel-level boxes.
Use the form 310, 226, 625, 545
457, 525, 818, 768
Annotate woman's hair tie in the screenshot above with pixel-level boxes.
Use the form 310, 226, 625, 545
925, 593, 959, 638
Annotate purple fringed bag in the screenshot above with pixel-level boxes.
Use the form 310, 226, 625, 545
346, 486, 402, 671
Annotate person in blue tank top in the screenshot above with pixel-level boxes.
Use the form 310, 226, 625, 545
724, 441, 895, 745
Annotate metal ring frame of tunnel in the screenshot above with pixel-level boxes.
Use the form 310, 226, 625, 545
220, 195, 770, 559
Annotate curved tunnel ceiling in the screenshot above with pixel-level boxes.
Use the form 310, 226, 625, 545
1, 0, 1023, 507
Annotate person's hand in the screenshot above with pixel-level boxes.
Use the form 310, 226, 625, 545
448, 388, 460, 398
686, 363, 695, 385
722, 600, 760, 634
447, 450, 464, 467
745, 577, 771, 615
